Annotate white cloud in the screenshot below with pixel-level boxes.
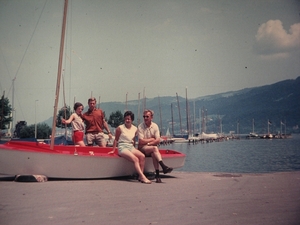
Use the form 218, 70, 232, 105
254, 20, 300, 58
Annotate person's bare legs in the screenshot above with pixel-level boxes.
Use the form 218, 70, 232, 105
131, 148, 146, 173
76, 140, 85, 146
120, 149, 151, 184
142, 146, 162, 164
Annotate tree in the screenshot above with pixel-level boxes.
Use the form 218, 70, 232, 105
14, 121, 27, 138
108, 110, 123, 128
0, 95, 13, 130
19, 123, 52, 139
56, 105, 72, 128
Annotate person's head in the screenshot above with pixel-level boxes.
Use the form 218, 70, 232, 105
124, 111, 134, 124
143, 109, 154, 124
88, 97, 97, 110
74, 102, 83, 113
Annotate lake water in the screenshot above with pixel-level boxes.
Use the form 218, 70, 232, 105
165, 134, 300, 173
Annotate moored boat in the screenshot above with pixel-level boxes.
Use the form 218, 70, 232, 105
0, 140, 185, 179
246, 132, 259, 139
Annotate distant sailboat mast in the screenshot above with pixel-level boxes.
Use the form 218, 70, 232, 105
137, 92, 141, 125
193, 100, 195, 135
176, 93, 182, 134
158, 95, 162, 135
171, 103, 174, 136
125, 92, 128, 111
185, 87, 190, 136
201, 107, 206, 133
267, 119, 271, 134
11, 78, 16, 137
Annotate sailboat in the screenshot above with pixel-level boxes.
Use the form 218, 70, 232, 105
0, 0, 185, 179
246, 119, 259, 138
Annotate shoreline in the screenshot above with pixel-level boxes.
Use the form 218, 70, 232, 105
1, 171, 299, 225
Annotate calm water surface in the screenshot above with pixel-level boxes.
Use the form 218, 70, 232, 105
166, 134, 300, 173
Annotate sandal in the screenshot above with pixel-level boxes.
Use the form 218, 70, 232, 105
139, 179, 152, 184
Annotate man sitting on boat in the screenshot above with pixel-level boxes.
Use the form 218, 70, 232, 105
137, 109, 173, 183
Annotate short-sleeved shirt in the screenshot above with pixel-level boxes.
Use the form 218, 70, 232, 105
82, 108, 105, 134
137, 122, 160, 148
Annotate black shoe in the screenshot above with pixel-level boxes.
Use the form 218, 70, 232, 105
163, 167, 173, 174
155, 177, 162, 183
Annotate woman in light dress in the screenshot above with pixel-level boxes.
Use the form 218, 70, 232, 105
109, 111, 151, 184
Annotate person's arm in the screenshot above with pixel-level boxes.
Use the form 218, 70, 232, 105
149, 126, 160, 145
137, 126, 155, 146
150, 137, 160, 146
62, 113, 75, 124
108, 127, 120, 155
148, 125, 160, 146
102, 119, 112, 137
133, 130, 138, 148
139, 137, 156, 146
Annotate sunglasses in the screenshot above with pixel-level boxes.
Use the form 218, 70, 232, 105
143, 115, 150, 118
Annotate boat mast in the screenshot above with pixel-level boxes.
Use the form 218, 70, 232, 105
50, 0, 69, 149
137, 92, 140, 125
193, 100, 195, 135
171, 103, 174, 136
201, 106, 206, 133
143, 87, 146, 111
185, 87, 189, 137
158, 95, 162, 135
176, 93, 182, 135
125, 92, 128, 111
11, 78, 16, 137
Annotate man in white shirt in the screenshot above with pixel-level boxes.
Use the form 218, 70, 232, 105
137, 109, 173, 183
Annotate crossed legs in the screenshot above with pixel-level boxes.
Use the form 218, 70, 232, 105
140, 145, 173, 183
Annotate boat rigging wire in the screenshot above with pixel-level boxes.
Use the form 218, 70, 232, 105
5, 0, 48, 125
9, 0, 47, 86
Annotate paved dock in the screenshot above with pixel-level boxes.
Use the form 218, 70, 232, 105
1, 171, 299, 225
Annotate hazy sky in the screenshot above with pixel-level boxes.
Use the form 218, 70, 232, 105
0, 0, 299, 125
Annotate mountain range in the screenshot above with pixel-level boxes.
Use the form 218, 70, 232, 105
44, 77, 300, 135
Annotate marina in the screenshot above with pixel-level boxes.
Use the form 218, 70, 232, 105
165, 133, 300, 174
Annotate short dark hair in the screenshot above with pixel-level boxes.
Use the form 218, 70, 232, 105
74, 102, 83, 111
124, 111, 134, 121
88, 97, 96, 103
